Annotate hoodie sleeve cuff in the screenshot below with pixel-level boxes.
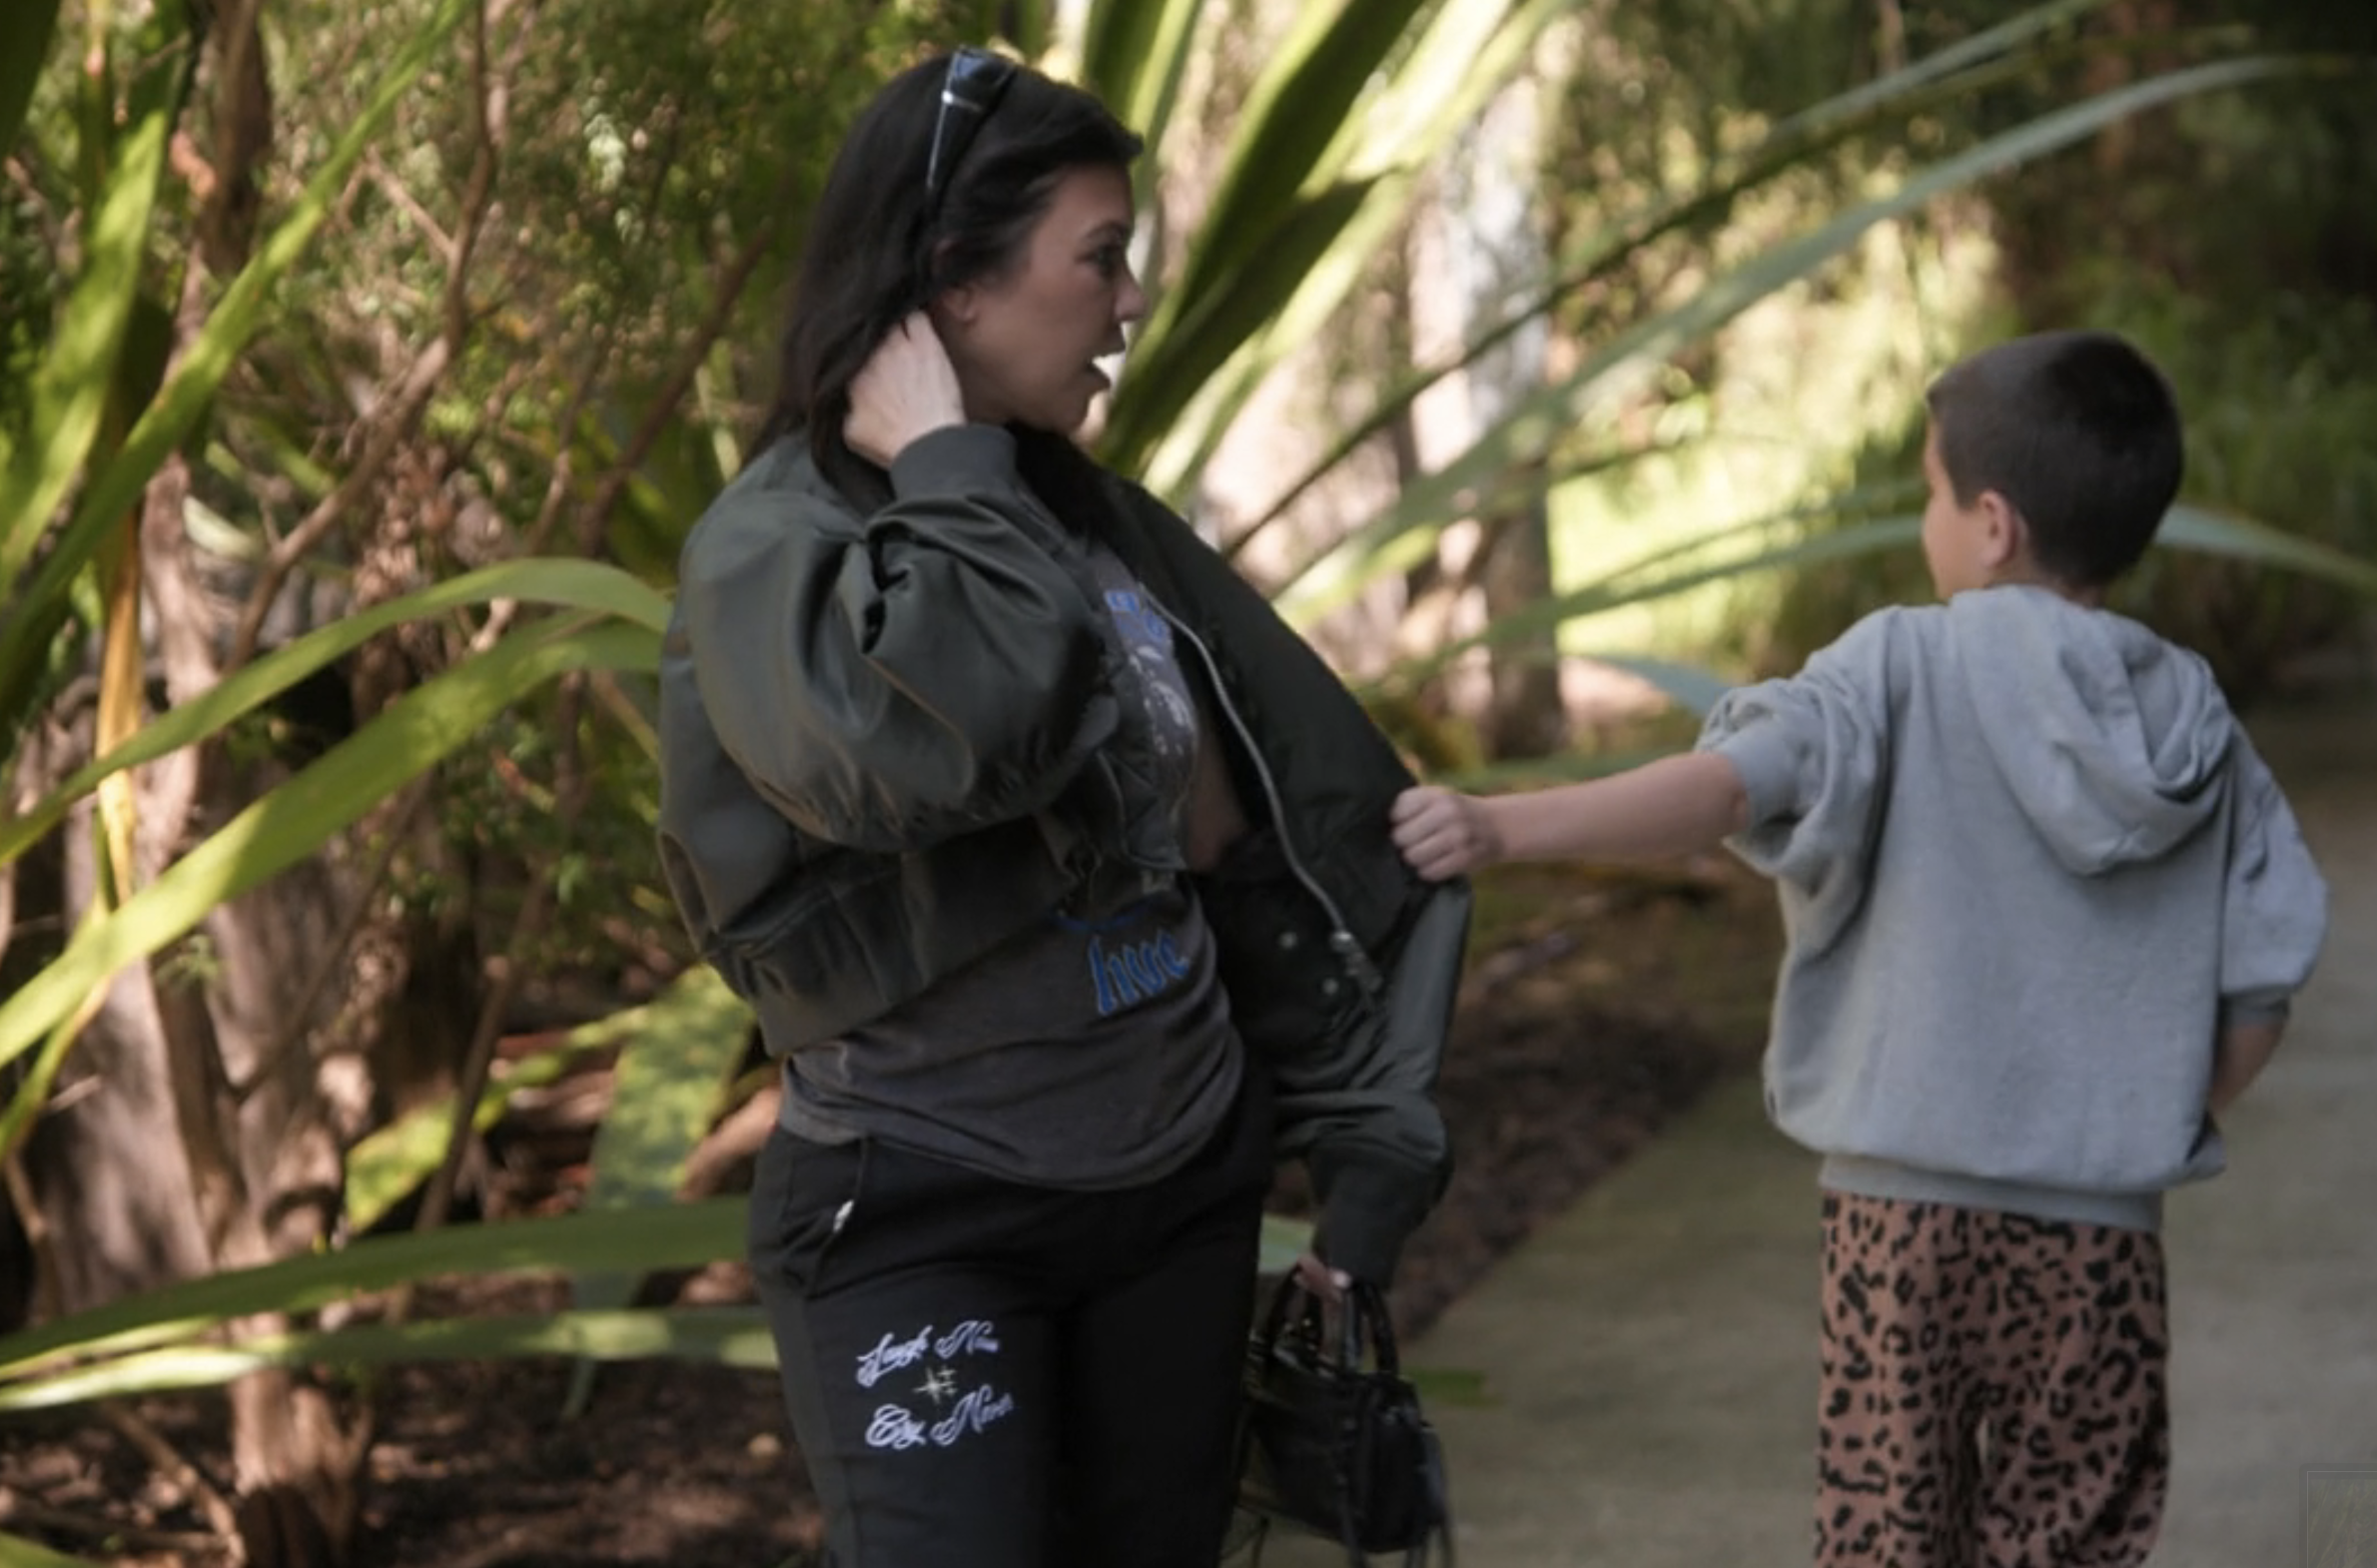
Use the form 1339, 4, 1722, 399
2219, 991, 2292, 1029
1702, 714, 1803, 826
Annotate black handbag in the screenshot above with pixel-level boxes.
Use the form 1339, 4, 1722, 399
1235, 1275, 1453, 1566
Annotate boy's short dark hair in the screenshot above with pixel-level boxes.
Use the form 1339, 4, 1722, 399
1924, 330, 2183, 588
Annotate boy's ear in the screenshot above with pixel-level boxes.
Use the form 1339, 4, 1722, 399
1976, 488, 2027, 570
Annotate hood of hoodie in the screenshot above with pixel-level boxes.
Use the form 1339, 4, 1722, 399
1951, 585, 2234, 876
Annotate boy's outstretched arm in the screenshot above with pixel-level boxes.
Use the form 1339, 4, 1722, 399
2207, 1016, 2285, 1116
1392, 751, 1751, 881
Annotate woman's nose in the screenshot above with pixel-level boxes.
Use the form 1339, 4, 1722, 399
1117, 269, 1149, 326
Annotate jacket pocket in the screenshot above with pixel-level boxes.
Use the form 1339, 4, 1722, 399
1194, 828, 1366, 1060
749, 1131, 867, 1300
710, 851, 901, 1001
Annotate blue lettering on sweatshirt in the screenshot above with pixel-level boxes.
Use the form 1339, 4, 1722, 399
1087, 929, 1193, 1016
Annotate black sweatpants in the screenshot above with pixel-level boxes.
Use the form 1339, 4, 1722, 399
748, 1067, 1272, 1568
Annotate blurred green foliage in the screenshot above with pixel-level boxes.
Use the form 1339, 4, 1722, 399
1755, 0, 2377, 702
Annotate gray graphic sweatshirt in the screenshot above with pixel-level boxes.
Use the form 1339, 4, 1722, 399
1701, 584, 2328, 1230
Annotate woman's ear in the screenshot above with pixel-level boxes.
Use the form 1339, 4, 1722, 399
934, 285, 978, 328
925, 239, 976, 325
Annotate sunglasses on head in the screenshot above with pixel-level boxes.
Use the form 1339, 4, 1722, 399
924, 47, 1019, 216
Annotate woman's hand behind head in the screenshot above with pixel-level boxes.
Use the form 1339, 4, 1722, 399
844, 312, 969, 468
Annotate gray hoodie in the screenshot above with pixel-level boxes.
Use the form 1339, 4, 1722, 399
1702, 585, 2328, 1230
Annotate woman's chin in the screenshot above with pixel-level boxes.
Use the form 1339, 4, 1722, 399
1018, 400, 1096, 437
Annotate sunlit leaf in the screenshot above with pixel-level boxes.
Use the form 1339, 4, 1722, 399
0, 1531, 105, 1568
0, 1305, 779, 1412
1101, 0, 1434, 464
1076, 0, 1204, 161
1372, 517, 1921, 691
1372, 498, 2377, 704
0, 0, 474, 717
0, 558, 668, 868
1406, 1366, 1490, 1406
1112, 0, 1574, 487
1229, 8, 2112, 551
562, 967, 754, 1413
0, 6, 187, 592
0, 1200, 747, 1383
2158, 503, 2377, 596
343, 1029, 621, 1236
0, 617, 655, 1077
1273, 53, 2345, 624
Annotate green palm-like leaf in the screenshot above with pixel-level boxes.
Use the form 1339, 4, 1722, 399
1076, 0, 1204, 157
0, 1306, 779, 1412
0, 615, 657, 1079
342, 1028, 620, 1235
1099, 0, 1433, 464
1120, 179, 1379, 441
0, 6, 187, 593
561, 968, 754, 1413
1565, 655, 1732, 719
1273, 53, 2351, 626
1111, 0, 1579, 491
0, 1200, 747, 1386
1225, 0, 2126, 556
0, 557, 668, 869
2157, 503, 2377, 596
1372, 498, 2377, 707
1138, 0, 1584, 500
576, 968, 753, 1217
1761, 0, 2111, 150
0, 1532, 104, 1568
0, 0, 474, 718
1378, 517, 1925, 692
1145, 0, 1429, 320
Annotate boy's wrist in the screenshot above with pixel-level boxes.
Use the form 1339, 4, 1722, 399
1476, 796, 1512, 867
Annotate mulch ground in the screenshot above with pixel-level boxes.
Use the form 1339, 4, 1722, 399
0, 858, 1781, 1568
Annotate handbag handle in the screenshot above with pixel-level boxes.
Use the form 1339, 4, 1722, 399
1341, 1282, 1398, 1376
1254, 1274, 1402, 1377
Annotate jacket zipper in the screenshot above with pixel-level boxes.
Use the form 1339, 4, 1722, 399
1159, 606, 1387, 1006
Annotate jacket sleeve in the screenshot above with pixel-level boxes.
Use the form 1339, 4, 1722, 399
676, 425, 1118, 853
1294, 882, 1470, 1286
2218, 740, 2328, 1024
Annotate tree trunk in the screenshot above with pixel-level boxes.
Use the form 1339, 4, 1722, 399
19, 798, 218, 1311
1403, 69, 1566, 760
9, 448, 379, 1564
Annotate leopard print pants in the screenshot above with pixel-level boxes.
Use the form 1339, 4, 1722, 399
1815, 1191, 2170, 1568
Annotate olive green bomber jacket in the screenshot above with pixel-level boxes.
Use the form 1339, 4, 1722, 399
655, 423, 1470, 1283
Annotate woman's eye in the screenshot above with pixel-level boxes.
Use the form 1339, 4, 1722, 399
1091, 245, 1126, 278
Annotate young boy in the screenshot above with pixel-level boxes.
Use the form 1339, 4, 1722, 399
1391, 330, 2329, 1566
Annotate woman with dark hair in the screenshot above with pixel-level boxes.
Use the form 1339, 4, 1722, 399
656, 47, 1469, 1568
